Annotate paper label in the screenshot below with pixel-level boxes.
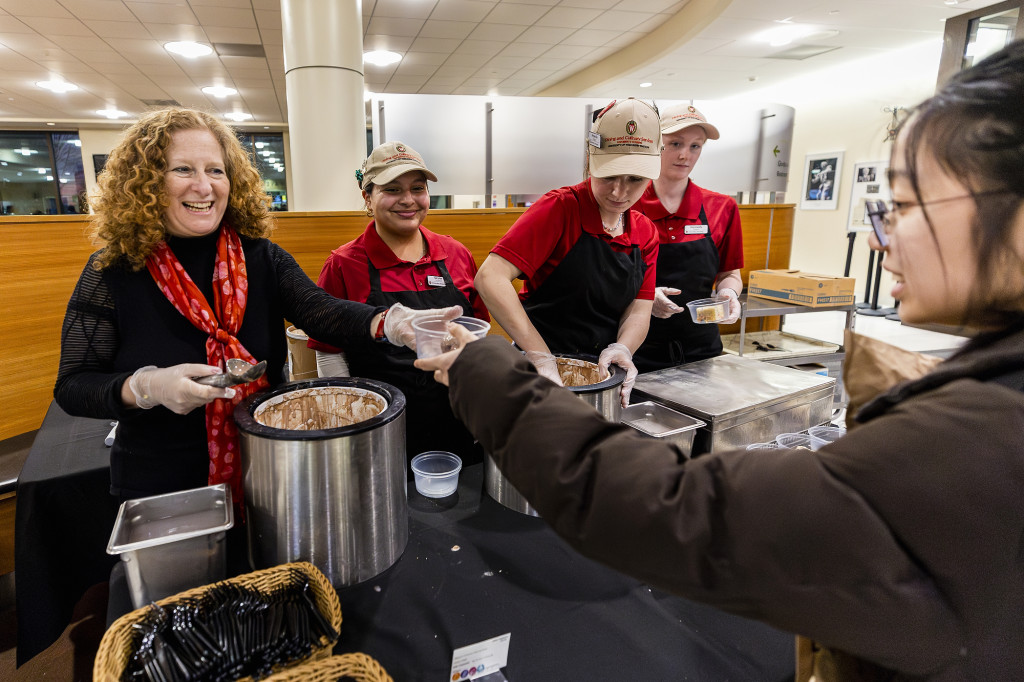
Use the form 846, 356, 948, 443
684, 224, 709, 234
450, 633, 511, 680
427, 275, 446, 287
587, 130, 602, 148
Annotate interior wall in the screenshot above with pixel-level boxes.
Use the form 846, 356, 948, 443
724, 40, 945, 308
78, 128, 126, 204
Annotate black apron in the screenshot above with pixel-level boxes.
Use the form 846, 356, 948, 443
634, 205, 723, 372
522, 221, 646, 355
345, 258, 482, 467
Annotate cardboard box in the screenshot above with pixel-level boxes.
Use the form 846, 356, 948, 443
747, 269, 856, 308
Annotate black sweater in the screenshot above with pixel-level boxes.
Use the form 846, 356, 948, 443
54, 229, 382, 498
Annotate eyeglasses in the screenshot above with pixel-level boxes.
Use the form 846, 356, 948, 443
875, 189, 1017, 235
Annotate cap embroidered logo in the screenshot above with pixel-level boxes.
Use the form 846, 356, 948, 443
626, 120, 637, 135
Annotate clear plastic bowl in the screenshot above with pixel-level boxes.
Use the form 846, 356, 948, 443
411, 316, 491, 359
775, 433, 815, 450
808, 425, 846, 451
685, 296, 729, 324
410, 451, 462, 498
746, 442, 783, 451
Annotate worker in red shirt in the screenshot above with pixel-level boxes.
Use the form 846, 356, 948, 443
633, 104, 744, 371
308, 141, 488, 466
474, 98, 661, 408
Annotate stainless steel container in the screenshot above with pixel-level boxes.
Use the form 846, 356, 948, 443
235, 378, 408, 587
633, 354, 835, 455
620, 401, 706, 458
106, 484, 234, 609
486, 355, 625, 516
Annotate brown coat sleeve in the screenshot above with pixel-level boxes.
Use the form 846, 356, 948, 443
447, 337, 963, 675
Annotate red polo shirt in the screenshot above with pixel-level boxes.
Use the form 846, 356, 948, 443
490, 179, 659, 301
309, 222, 487, 353
635, 180, 744, 272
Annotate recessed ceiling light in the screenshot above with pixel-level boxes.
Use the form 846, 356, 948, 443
36, 80, 78, 93
202, 85, 237, 98
943, 0, 958, 5
363, 50, 402, 67
96, 109, 128, 119
15, 147, 36, 155
46, 122, 56, 126
165, 41, 213, 58
639, 82, 653, 88
756, 24, 817, 47
224, 112, 253, 121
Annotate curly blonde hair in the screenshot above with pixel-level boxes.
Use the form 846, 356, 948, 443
90, 108, 273, 270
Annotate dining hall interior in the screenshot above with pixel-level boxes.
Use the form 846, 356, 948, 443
0, 0, 1021, 678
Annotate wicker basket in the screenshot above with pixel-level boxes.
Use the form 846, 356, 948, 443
261, 653, 393, 682
94, 561, 342, 682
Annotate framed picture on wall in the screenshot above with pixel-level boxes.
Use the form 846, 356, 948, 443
799, 151, 844, 210
847, 160, 891, 233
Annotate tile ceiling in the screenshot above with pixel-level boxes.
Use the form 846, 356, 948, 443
0, 0, 1004, 127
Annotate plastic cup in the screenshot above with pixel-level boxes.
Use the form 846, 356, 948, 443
775, 433, 814, 450
808, 425, 846, 451
746, 442, 783, 451
411, 316, 490, 359
410, 451, 462, 498
685, 296, 729, 324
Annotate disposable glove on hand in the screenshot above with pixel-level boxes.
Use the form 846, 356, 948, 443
129, 364, 235, 415
524, 350, 564, 386
384, 303, 463, 350
652, 287, 684, 319
718, 288, 741, 324
598, 342, 638, 408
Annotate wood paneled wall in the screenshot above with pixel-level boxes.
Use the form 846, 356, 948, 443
0, 205, 792, 440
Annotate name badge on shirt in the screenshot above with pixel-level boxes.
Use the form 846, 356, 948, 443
684, 224, 709, 235
427, 275, 446, 287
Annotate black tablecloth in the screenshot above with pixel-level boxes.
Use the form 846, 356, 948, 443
15, 402, 120, 665
108, 465, 795, 680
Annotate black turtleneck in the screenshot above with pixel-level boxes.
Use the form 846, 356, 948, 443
55, 229, 382, 498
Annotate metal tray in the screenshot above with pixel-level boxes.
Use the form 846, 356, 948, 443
634, 354, 835, 455
621, 401, 706, 458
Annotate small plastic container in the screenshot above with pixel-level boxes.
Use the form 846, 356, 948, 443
808, 425, 846, 451
775, 433, 815, 450
685, 296, 729, 324
410, 451, 462, 498
412, 316, 491, 359
746, 442, 783, 451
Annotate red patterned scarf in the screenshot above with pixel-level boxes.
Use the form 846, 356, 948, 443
145, 225, 269, 513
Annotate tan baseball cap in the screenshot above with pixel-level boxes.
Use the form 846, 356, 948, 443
659, 103, 720, 140
358, 141, 438, 190
588, 98, 662, 180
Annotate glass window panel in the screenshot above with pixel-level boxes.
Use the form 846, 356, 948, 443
237, 132, 288, 211
963, 8, 1019, 69
52, 132, 87, 214
0, 131, 56, 215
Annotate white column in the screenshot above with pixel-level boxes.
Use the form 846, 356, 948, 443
281, 0, 366, 211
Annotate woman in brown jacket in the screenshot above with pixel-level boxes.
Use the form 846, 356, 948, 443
417, 40, 1024, 680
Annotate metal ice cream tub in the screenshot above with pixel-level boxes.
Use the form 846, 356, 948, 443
235, 378, 408, 587
106, 483, 234, 609
486, 355, 625, 517
633, 354, 835, 456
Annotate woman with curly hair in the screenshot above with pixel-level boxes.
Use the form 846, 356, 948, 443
55, 108, 458, 509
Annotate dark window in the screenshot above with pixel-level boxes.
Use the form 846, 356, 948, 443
237, 132, 288, 211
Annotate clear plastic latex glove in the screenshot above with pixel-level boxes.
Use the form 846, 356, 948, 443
129, 364, 235, 414
598, 342, 638, 408
524, 350, 564, 386
652, 287, 684, 319
384, 303, 463, 350
717, 288, 741, 324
